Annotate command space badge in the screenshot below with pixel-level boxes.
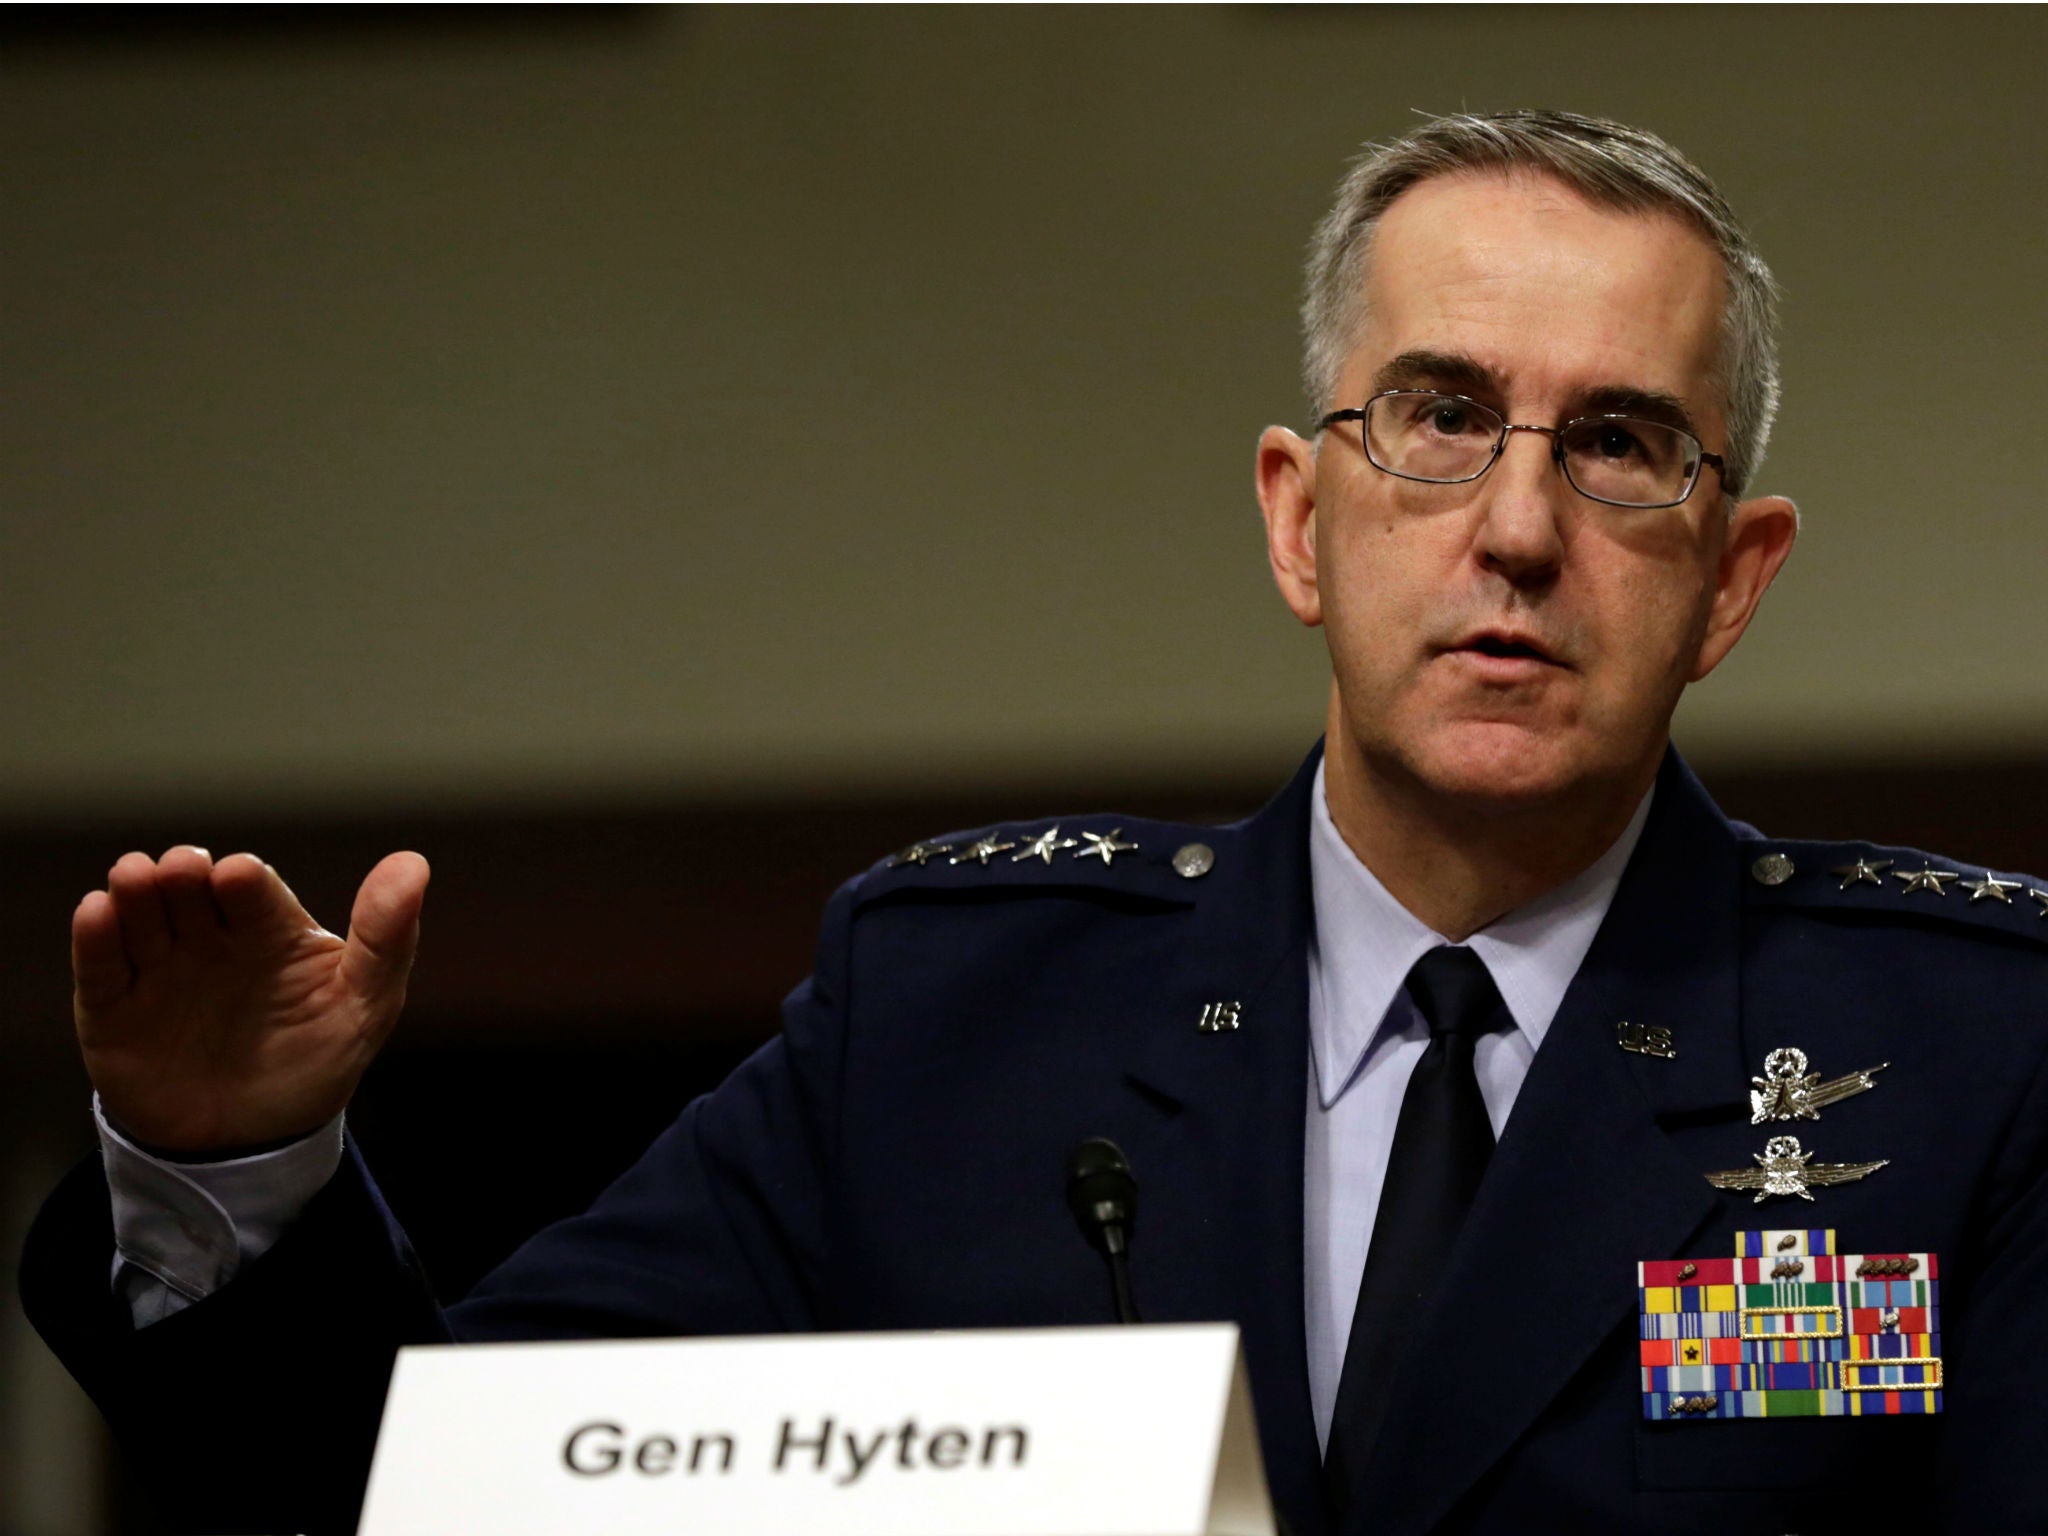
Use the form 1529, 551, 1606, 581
1639, 1229, 1943, 1420
1706, 1135, 1888, 1203
1749, 1047, 1889, 1124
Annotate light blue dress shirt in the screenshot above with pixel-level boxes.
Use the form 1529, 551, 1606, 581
1302, 760, 1651, 1450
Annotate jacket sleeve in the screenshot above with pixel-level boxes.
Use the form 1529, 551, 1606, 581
17, 876, 862, 1535
449, 875, 854, 1341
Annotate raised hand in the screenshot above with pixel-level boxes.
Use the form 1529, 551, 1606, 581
71, 846, 431, 1154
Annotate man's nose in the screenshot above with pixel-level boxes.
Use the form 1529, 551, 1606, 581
1473, 427, 1567, 585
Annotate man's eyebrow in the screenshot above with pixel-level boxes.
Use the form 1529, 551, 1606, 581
1574, 385, 1702, 438
1370, 349, 1499, 397
1367, 352, 1708, 438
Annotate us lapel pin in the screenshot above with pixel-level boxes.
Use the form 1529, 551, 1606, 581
1616, 1020, 1677, 1059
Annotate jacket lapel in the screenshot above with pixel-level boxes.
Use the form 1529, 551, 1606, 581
1349, 752, 1747, 1535
1119, 747, 1330, 1535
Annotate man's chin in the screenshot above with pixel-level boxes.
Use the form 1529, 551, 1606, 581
1378, 721, 1620, 813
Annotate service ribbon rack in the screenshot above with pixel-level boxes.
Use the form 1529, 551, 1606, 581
1637, 1228, 1943, 1419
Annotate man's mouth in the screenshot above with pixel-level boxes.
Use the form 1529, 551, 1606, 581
1450, 630, 1564, 667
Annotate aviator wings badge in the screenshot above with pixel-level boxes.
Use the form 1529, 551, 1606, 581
1749, 1047, 1889, 1124
1706, 1135, 1889, 1204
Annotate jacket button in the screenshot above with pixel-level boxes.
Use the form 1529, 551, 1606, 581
1172, 842, 1215, 879
1750, 852, 1795, 886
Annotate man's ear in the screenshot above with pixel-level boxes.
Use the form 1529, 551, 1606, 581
1257, 425, 1323, 628
1690, 493, 1798, 681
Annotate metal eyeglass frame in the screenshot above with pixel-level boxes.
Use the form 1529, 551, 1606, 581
1315, 389, 1727, 510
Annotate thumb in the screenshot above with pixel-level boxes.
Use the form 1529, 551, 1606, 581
339, 851, 431, 1006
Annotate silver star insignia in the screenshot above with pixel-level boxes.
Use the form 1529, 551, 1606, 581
2032, 889, 2048, 919
1893, 866, 1959, 896
1705, 1135, 1889, 1204
1960, 871, 2024, 904
1830, 857, 1892, 889
950, 834, 1018, 866
1073, 828, 1139, 866
1748, 1046, 1889, 1124
1011, 826, 1079, 864
889, 841, 952, 868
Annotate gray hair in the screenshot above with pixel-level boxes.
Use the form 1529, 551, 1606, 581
1302, 110, 1780, 496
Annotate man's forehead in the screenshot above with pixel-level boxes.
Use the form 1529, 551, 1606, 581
1349, 169, 1728, 418
1370, 166, 1717, 264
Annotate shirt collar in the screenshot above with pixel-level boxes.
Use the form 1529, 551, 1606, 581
1306, 758, 1654, 1109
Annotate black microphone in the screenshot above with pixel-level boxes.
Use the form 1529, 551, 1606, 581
1064, 1139, 1298, 1536
1065, 1137, 1141, 1324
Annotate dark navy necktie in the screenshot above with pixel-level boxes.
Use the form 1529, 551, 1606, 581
1323, 945, 1513, 1518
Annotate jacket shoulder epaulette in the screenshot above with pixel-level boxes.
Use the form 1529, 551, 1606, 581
1737, 833, 2048, 947
849, 812, 1227, 909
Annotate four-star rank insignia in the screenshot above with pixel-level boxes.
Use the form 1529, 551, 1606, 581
1706, 1135, 1888, 1203
1960, 871, 2024, 904
949, 834, 1018, 866
1639, 1229, 1943, 1420
1749, 1046, 1888, 1124
1892, 866, 1959, 896
1011, 826, 1079, 864
896, 824, 1149, 871
1829, 856, 1891, 889
1074, 828, 1139, 866
890, 822, 1153, 874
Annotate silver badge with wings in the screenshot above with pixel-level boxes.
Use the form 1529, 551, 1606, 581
1749, 1047, 1888, 1124
1706, 1135, 1889, 1204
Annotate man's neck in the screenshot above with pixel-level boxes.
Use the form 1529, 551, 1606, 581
1321, 725, 1659, 943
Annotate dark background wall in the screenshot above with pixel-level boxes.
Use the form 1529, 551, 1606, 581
5, 8, 2045, 1531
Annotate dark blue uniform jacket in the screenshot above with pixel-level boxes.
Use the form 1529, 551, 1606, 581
23, 746, 2048, 1534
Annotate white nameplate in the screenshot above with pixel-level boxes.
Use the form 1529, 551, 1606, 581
357, 1323, 1273, 1536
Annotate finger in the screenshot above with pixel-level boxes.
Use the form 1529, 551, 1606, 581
106, 851, 173, 970
155, 845, 224, 943
210, 852, 318, 936
338, 852, 431, 1007
72, 890, 134, 1011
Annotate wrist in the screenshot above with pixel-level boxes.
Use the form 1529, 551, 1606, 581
104, 1113, 328, 1165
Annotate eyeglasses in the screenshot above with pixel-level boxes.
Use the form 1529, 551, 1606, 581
1316, 390, 1726, 509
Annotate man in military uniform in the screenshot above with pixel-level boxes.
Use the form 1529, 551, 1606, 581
24, 112, 2048, 1533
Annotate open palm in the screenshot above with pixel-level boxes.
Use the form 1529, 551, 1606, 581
72, 846, 430, 1153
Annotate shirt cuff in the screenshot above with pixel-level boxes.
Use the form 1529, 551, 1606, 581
96, 1095, 346, 1308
